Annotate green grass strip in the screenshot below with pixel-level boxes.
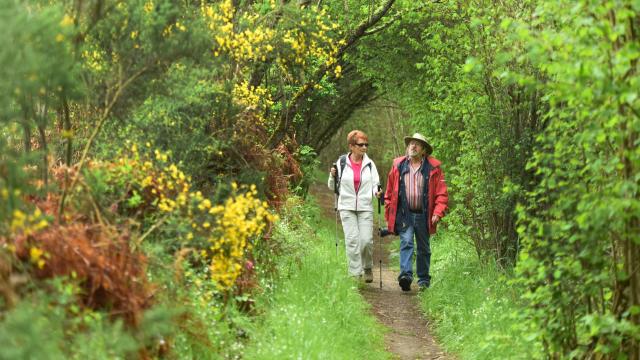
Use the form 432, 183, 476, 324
244, 203, 390, 360
417, 231, 542, 359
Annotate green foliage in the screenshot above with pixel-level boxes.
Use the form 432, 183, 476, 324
0, 0, 80, 119
353, 0, 541, 267
0, 0, 79, 224
0, 131, 30, 235
0, 300, 67, 360
0, 278, 140, 359
147, 251, 251, 359
318, 98, 409, 179
513, 1, 640, 357
292, 145, 320, 197
96, 61, 229, 187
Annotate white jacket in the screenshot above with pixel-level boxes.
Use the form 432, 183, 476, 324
327, 153, 380, 212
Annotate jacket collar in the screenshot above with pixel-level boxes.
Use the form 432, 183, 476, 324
427, 156, 441, 168
393, 155, 441, 169
398, 155, 440, 175
348, 152, 373, 168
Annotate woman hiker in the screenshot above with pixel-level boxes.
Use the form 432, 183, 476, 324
328, 130, 382, 282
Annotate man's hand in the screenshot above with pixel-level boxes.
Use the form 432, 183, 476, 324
330, 167, 337, 178
375, 190, 383, 198
431, 214, 441, 224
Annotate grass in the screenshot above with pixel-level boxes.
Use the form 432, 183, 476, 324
243, 196, 390, 360
417, 230, 543, 359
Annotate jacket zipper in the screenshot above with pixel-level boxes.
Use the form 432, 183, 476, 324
355, 163, 360, 211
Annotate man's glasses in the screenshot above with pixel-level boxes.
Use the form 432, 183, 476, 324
355, 143, 369, 147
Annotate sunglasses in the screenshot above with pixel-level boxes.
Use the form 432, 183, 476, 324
354, 143, 369, 147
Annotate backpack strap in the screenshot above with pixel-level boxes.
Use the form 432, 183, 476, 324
337, 154, 347, 195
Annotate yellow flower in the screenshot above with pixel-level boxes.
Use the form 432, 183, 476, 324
30, 247, 44, 265
35, 219, 48, 230
60, 14, 74, 27
198, 199, 212, 210
6, 244, 16, 253
141, 176, 153, 187
144, 0, 154, 13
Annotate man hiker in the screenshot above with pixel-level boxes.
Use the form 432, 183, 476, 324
384, 132, 449, 292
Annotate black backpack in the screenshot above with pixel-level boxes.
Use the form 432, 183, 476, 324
332, 154, 347, 195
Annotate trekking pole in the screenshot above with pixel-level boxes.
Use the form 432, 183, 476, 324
377, 185, 383, 289
332, 164, 339, 257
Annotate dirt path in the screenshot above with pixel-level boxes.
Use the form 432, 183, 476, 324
310, 181, 450, 360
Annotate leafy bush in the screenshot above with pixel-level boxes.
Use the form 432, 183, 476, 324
0, 278, 141, 359
512, 1, 640, 357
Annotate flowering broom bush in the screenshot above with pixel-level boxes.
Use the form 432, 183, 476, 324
85, 144, 277, 291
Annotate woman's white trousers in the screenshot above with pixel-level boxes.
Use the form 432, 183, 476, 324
339, 210, 374, 276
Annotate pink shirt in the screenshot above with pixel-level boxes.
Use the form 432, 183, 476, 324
350, 157, 362, 192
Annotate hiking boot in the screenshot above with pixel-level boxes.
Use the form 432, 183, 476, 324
418, 283, 429, 292
398, 275, 411, 292
364, 268, 373, 283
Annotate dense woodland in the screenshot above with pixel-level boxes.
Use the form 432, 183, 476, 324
1, 0, 638, 359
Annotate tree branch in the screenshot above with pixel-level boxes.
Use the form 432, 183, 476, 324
267, 0, 398, 148
363, 2, 432, 36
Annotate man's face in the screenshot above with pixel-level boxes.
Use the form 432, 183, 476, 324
406, 140, 424, 158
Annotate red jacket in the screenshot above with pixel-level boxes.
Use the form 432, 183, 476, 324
384, 156, 449, 235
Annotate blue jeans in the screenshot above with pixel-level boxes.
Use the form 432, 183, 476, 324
398, 212, 431, 286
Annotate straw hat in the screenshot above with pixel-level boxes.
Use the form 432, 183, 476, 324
404, 132, 433, 155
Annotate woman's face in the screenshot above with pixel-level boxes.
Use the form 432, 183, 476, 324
349, 136, 369, 155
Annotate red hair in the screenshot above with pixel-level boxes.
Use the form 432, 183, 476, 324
347, 130, 368, 145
